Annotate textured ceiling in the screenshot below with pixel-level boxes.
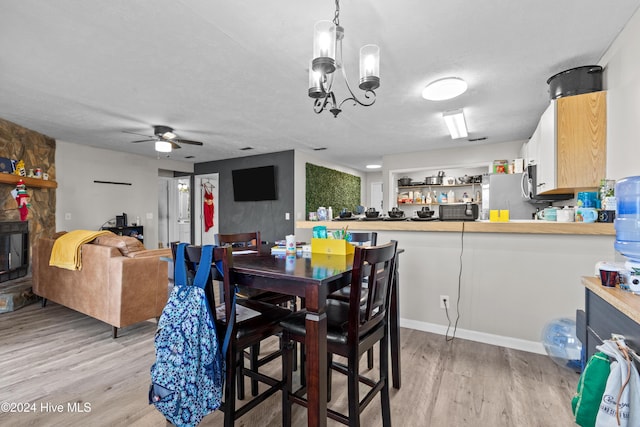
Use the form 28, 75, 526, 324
1, 0, 639, 171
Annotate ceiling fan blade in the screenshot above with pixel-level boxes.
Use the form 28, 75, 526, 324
173, 138, 203, 146
122, 130, 154, 138
170, 141, 182, 149
131, 139, 156, 143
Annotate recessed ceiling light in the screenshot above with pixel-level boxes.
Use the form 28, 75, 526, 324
422, 77, 468, 101
443, 109, 468, 139
366, 164, 381, 169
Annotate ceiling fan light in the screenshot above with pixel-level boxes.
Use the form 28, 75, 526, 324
162, 131, 177, 140
155, 140, 172, 153
422, 77, 468, 101
443, 109, 468, 139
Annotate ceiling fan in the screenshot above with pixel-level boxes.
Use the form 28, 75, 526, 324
123, 125, 204, 152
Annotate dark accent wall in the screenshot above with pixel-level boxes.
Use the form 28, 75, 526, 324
193, 150, 294, 244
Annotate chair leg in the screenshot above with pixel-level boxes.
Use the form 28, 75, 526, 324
367, 347, 374, 370
250, 343, 260, 396
224, 348, 238, 427
112, 326, 118, 339
282, 340, 294, 427
237, 352, 245, 400
347, 351, 361, 427
299, 343, 306, 387
327, 353, 333, 402
380, 332, 392, 427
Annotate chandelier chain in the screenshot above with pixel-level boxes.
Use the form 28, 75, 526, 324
333, 0, 340, 26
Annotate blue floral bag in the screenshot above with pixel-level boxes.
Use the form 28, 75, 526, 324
149, 243, 223, 427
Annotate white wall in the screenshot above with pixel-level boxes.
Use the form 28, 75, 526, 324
56, 141, 193, 250
600, 7, 640, 180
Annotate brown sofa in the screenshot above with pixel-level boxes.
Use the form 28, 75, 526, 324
32, 232, 172, 338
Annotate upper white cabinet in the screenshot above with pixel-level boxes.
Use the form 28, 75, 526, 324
534, 91, 607, 195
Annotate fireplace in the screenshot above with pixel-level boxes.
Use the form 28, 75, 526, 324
0, 221, 29, 282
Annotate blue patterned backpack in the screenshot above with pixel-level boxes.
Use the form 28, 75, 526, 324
149, 243, 224, 427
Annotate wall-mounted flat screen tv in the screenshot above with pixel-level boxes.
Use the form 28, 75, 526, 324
232, 165, 278, 201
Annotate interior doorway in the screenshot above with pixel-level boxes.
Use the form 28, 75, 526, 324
193, 174, 219, 245
158, 176, 192, 248
370, 181, 383, 212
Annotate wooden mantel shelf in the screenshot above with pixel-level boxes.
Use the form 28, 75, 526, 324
0, 173, 57, 189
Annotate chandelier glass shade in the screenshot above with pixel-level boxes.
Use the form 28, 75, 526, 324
308, 1, 380, 117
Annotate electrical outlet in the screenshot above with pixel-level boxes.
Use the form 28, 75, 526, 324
285, 212, 290, 220
439, 295, 450, 309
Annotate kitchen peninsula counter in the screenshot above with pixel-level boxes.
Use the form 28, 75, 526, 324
295, 219, 616, 355
296, 220, 614, 236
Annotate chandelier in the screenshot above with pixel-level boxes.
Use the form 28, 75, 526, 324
308, 0, 380, 118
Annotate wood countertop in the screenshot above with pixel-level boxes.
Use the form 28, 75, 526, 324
582, 276, 640, 324
296, 220, 615, 236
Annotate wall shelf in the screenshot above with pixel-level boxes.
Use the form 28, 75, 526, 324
0, 174, 57, 189
398, 183, 481, 189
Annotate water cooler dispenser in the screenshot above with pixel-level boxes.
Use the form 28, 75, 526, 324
614, 176, 640, 290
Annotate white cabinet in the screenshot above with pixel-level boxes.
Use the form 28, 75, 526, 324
531, 91, 606, 195
537, 100, 556, 194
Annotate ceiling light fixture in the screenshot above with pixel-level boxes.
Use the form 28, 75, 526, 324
443, 109, 468, 139
422, 77, 468, 101
366, 164, 382, 169
308, 0, 380, 118
155, 140, 172, 153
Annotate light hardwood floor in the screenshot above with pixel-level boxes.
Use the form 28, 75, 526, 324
0, 302, 579, 426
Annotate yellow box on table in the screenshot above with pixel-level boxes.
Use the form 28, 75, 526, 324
311, 238, 355, 255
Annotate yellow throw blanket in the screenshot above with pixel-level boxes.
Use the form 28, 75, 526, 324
49, 230, 112, 270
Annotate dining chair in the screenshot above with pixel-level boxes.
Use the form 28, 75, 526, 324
281, 240, 398, 427
327, 231, 377, 369
183, 244, 290, 427
215, 231, 298, 397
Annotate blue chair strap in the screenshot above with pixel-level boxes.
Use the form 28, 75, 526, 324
222, 289, 236, 358
193, 245, 213, 290
174, 243, 189, 288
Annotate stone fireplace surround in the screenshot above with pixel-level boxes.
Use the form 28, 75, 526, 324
0, 118, 56, 269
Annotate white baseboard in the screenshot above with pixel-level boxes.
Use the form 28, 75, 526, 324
400, 318, 546, 355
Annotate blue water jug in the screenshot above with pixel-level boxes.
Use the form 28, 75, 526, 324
614, 176, 640, 262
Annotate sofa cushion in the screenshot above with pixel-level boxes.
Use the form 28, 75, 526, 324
94, 234, 145, 256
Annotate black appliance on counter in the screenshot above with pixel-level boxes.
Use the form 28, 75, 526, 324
439, 204, 478, 221
524, 164, 573, 202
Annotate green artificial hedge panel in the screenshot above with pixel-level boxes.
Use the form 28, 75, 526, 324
306, 163, 361, 217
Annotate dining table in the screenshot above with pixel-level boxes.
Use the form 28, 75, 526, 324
229, 247, 403, 427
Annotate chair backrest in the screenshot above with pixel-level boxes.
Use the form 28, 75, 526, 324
184, 244, 235, 325
349, 231, 377, 247
347, 240, 398, 343
215, 232, 261, 251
